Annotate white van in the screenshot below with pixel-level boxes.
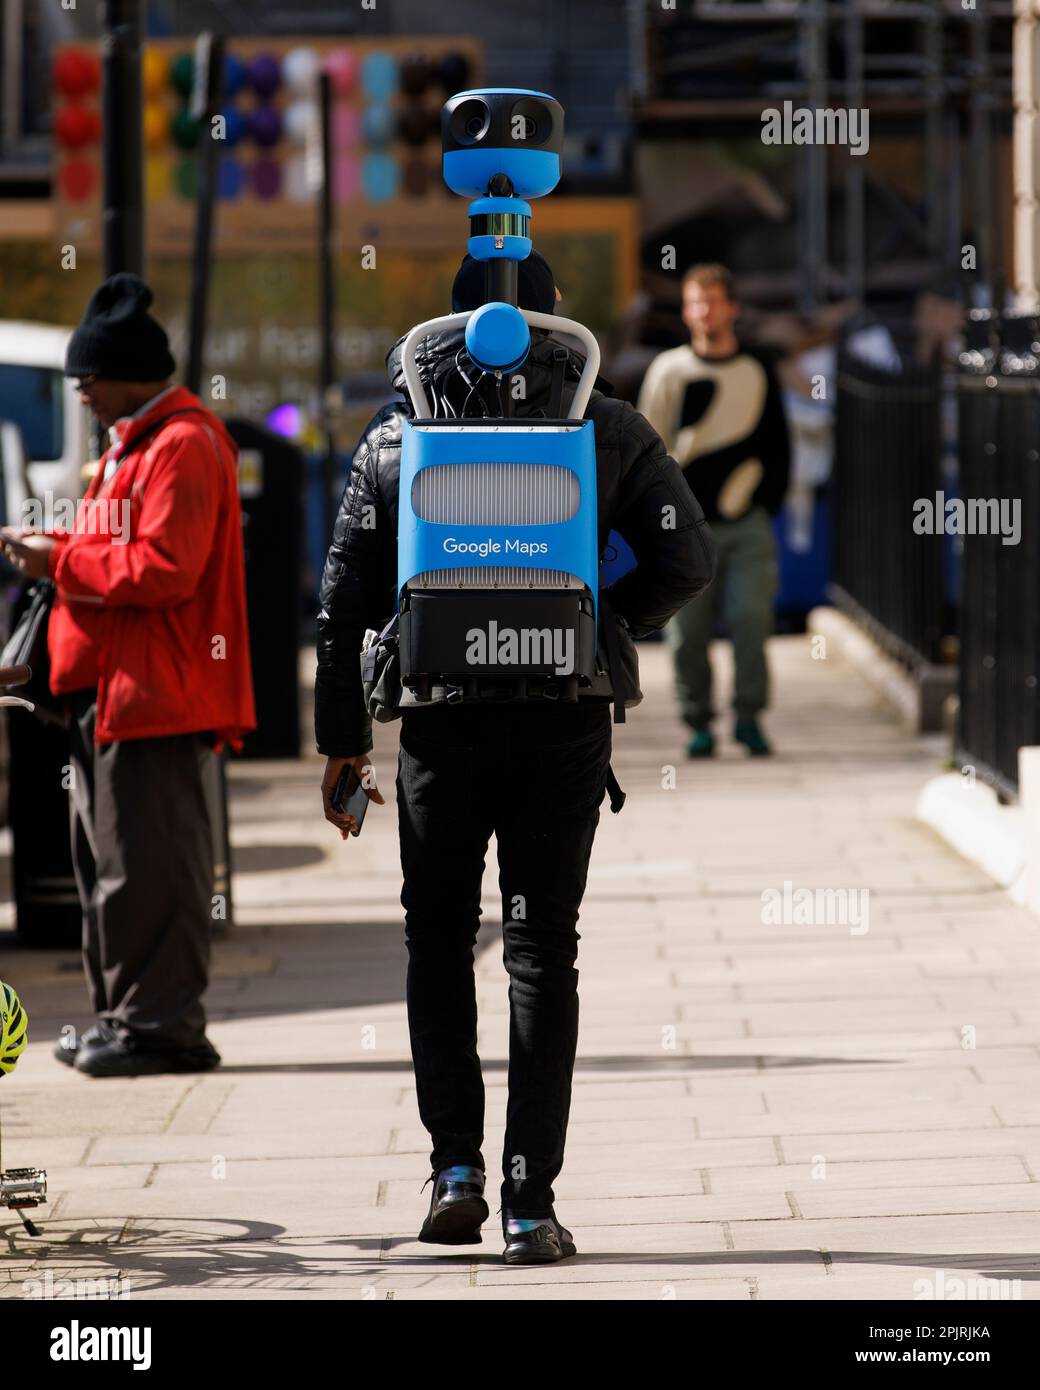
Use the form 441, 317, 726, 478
0, 321, 90, 529
0, 322, 89, 854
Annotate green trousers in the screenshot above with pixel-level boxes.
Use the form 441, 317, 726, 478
665, 504, 779, 729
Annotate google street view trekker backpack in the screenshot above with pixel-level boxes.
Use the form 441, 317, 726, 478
396, 89, 605, 702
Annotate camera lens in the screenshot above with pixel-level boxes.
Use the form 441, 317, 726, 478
448, 96, 490, 145
510, 97, 551, 146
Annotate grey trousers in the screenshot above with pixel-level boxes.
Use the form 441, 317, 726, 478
66, 691, 214, 1050
664, 505, 779, 728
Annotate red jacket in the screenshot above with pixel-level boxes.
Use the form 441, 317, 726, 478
47, 387, 256, 749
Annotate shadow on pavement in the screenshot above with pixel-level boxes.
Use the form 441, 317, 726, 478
5, 1216, 1037, 1295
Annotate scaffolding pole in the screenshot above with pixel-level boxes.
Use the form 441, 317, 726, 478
923, 0, 948, 277
100, 0, 144, 278
969, 0, 997, 306
798, 0, 828, 310
1012, 0, 1040, 309
844, 0, 865, 305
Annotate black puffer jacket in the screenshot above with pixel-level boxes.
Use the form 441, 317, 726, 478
315, 325, 716, 757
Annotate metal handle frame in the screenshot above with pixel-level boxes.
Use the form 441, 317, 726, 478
400, 310, 601, 423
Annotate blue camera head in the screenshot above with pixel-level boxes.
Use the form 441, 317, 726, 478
442, 89, 564, 201
441, 89, 564, 311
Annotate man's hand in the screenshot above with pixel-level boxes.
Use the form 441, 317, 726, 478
0, 528, 56, 581
321, 754, 387, 840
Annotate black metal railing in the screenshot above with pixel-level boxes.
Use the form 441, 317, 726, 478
955, 312, 1040, 796
831, 328, 946, 667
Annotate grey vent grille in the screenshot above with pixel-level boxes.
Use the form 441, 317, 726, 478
410, 567, 583, 590
412, 462, 580, 526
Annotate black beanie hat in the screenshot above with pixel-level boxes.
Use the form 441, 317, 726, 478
451, 250, 556, 314
65, 273, 176, 381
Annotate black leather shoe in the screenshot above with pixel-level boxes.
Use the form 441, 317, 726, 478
53, 1022, 119, 1068
417, 1165, 489, 1245
74, 1034, 221, 1078
503, 1211, 577, 1265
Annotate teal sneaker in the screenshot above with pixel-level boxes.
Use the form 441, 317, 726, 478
734, 717, 772, 756
686, 728, 715, 758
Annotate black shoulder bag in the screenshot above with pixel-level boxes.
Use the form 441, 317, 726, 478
0, 578, 64, 725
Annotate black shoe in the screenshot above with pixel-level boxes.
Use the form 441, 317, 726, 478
502, 1211, 577, 1265
74, 1034, 222, 1078
53, 1021, 119, 1068
734, 717, 772, 756
686, 728, 716, 758
417, 1165, 489, 1245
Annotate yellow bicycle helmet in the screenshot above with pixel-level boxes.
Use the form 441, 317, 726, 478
0, 980, 28, 1075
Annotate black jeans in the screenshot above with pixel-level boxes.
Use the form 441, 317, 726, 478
396, 697, 612, 1216
66, 689, 215, 1049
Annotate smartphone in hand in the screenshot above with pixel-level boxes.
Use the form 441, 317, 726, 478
332, 763, 370, 836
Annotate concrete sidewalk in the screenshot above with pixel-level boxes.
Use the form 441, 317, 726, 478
2, 635, 1040, 1300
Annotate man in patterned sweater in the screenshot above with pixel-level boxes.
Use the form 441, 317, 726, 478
638, 263, 790, 756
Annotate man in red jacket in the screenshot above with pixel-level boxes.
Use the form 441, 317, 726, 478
0, 273, 255, 1077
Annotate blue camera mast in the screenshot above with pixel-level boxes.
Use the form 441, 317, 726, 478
395, 88, 603, 701
400, 88, 600, 421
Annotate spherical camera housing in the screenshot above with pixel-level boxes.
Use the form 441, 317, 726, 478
465, 301, 531, 374
442, 88, 563, 199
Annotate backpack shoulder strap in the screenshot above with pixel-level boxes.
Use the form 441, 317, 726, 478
605, 764, 626, 814
598, 586, 627, 726
547, 346, 569, 419
128, 406, 219, 455
89, 407, 209, 497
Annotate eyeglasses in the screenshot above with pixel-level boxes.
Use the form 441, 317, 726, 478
73, 376, 98, 395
